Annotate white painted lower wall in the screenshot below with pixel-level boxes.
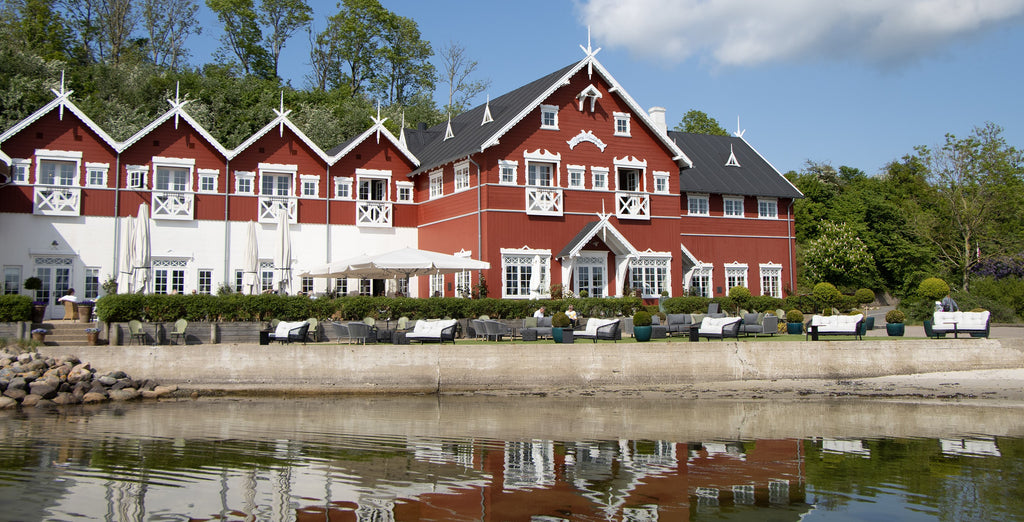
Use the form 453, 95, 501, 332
0, 212, 419, 319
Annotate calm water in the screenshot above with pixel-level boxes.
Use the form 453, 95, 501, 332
1, 396, 1023, 521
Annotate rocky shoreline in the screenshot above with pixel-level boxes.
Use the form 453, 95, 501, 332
0, 348, 177, 409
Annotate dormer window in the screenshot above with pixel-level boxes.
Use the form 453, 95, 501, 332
577, 85, 602, 112
540, 104, 559, 130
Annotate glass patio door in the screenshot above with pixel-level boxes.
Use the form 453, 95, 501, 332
34, 259, 72, 319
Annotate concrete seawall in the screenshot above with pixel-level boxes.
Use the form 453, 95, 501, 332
38, 338, 1024, 394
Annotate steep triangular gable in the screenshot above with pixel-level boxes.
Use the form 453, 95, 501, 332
557, 216, 638, 259
479, 55, 693, 168
328, 117, 420, 167
121, 97, 230, 158
0, 86, 119, 151
230, 97, 332, 163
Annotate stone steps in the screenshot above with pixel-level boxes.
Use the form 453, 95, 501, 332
31, 321, 101, 345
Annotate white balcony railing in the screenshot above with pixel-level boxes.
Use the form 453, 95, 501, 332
356, 200, 393, 227
525, 187, 563, 216
33, 186, 80, 216
151, 191, 194, 220
258, 196, 296, 223
616, 191, 650, 220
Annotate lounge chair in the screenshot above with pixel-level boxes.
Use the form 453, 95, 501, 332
698, 316, 742, 340
574, 318, 621, 342
269, 320, 309, 344
406, 319, 458, 344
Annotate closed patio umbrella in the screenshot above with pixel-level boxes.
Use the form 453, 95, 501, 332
132, 203, 151, 293
302, 247, 489, 280
274, 211, 292, 294
117, 215, 135, 293
243, 221, 259, 294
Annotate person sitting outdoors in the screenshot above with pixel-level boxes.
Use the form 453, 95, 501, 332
533, 306, 546, 319
941, 293, 959, 312
565, 305, 579, 327
58, 288, 78, 304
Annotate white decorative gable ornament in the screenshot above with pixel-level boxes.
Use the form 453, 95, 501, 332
566, 130, 607, 152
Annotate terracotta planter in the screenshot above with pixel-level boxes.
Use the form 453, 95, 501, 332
31, 332, 46, 342
77, 304, 94, 323
31, 304, 47, 323
87, 332, 100, 345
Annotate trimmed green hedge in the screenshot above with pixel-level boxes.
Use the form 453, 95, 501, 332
93, 294, 647, 323
0, 295, 32, 322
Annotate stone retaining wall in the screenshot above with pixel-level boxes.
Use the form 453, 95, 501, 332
37, 338, 1024, 394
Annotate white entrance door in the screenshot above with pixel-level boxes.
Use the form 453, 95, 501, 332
574, 253, 607, 298
34, 258, 73, 319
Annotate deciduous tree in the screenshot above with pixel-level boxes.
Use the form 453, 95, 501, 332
439, 41, 490, 115
674, 109, 729, 136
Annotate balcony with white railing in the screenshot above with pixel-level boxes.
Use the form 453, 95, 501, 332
616, 191, 650, 220
33, 185, 81, 216
258, 196, 296, 223
356, 200, 393, 227
525, 187, 563, 216
151, 191, 194, 220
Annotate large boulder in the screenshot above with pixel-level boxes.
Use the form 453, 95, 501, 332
108, 388, 140, 401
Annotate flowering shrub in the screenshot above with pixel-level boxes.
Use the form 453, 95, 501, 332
972, 255, 1024, 280
85, 328, 99, 333
31, 328, 47, 334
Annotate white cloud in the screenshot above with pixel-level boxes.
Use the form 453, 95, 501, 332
579, 0, 1024, 67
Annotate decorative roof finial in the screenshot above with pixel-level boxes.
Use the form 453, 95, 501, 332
733, 116, 745, 138
444, 113, 455, 141
167, 81, 190, 129
370, 102, 388, 144
579, 27, 601, 79
481, 95, 493, 124
272, 91, 292, 137
52, 70, 74, 120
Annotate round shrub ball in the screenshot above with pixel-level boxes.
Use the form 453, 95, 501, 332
919, 278, 950, 301
812, 282, 841, 305
786, 309, 804, 323
854, 288, 875, 305
886, 309, 905, 324
633, 310, 652, 326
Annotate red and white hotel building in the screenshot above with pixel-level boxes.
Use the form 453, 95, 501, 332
0, 48, 801, 319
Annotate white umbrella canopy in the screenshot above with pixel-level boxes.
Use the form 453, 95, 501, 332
274, 211, 292, 294
132, 203, 151, 293
243, 221, 259, 294
117, 215, 135, 293
303, 247, 489, 279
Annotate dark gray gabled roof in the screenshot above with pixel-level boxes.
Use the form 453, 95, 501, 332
556, 221, 601, 258
670, 131, 803, 199
404, 63, 578, 175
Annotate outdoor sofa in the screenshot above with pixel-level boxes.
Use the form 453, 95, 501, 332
739, 313, 779, 337
928, 311, 991, 338
269, 320, 309, 344
664, 313, 693, 336
805, 314, 864, 340
574, 318, 621, 342
405, 319, 458, 344
697, 316, 742, 340
520, 316, 554, 341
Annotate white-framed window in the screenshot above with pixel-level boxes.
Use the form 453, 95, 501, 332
154, 157, 194, 192
630, 255, 671, 298
429, 170, 443, 199
260, 171, 293, 197
334, 176, 352, 199
758, 198, 778, 219
613, 112, 631, 137
85, 162, 108, 187
396, 181, 413, 202
724, 196, 745, 217
10, 159, 29, 184
527, 162, 554, 187
84, 268, 99, 299
359, 278, 372, 296
300, 175, 319, 198
198, 169, 218, 193
153, 259, 186, 295
334, 277, 348, 296
357, 173, 389, 201
540, 104, 559, 130
301, 276, 313, 294
454, 161, 470, 192
725, 263, 748, 292
430, 273, 444, 297
198, 269, 213, 294
500, 247, 550, 299
688, 194, 709, 216
653, 171, 670, 194
127, 166, 148, 189
760, 263, 783, 298
35, 150, 81, 186
690, 264, 713, 297
234, 171, 255, 194
234, 270, 244, 293
591, 167, 608, 190
3, 266, 21, 294
499, 160, 518, 185
260, 261, 274, 293
567, 165, 585, 188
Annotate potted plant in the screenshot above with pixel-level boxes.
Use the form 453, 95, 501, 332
855, 288, 876, 331
785, 310, 804, 335
31, 328, 47, 343
551, 311, 572, 343
886, 309, 905, 337
77, 300, 95, 323
633, 310, 653, 342
85, 327, 100, 345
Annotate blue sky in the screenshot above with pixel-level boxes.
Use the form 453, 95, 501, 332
194, 0, 1024, 176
